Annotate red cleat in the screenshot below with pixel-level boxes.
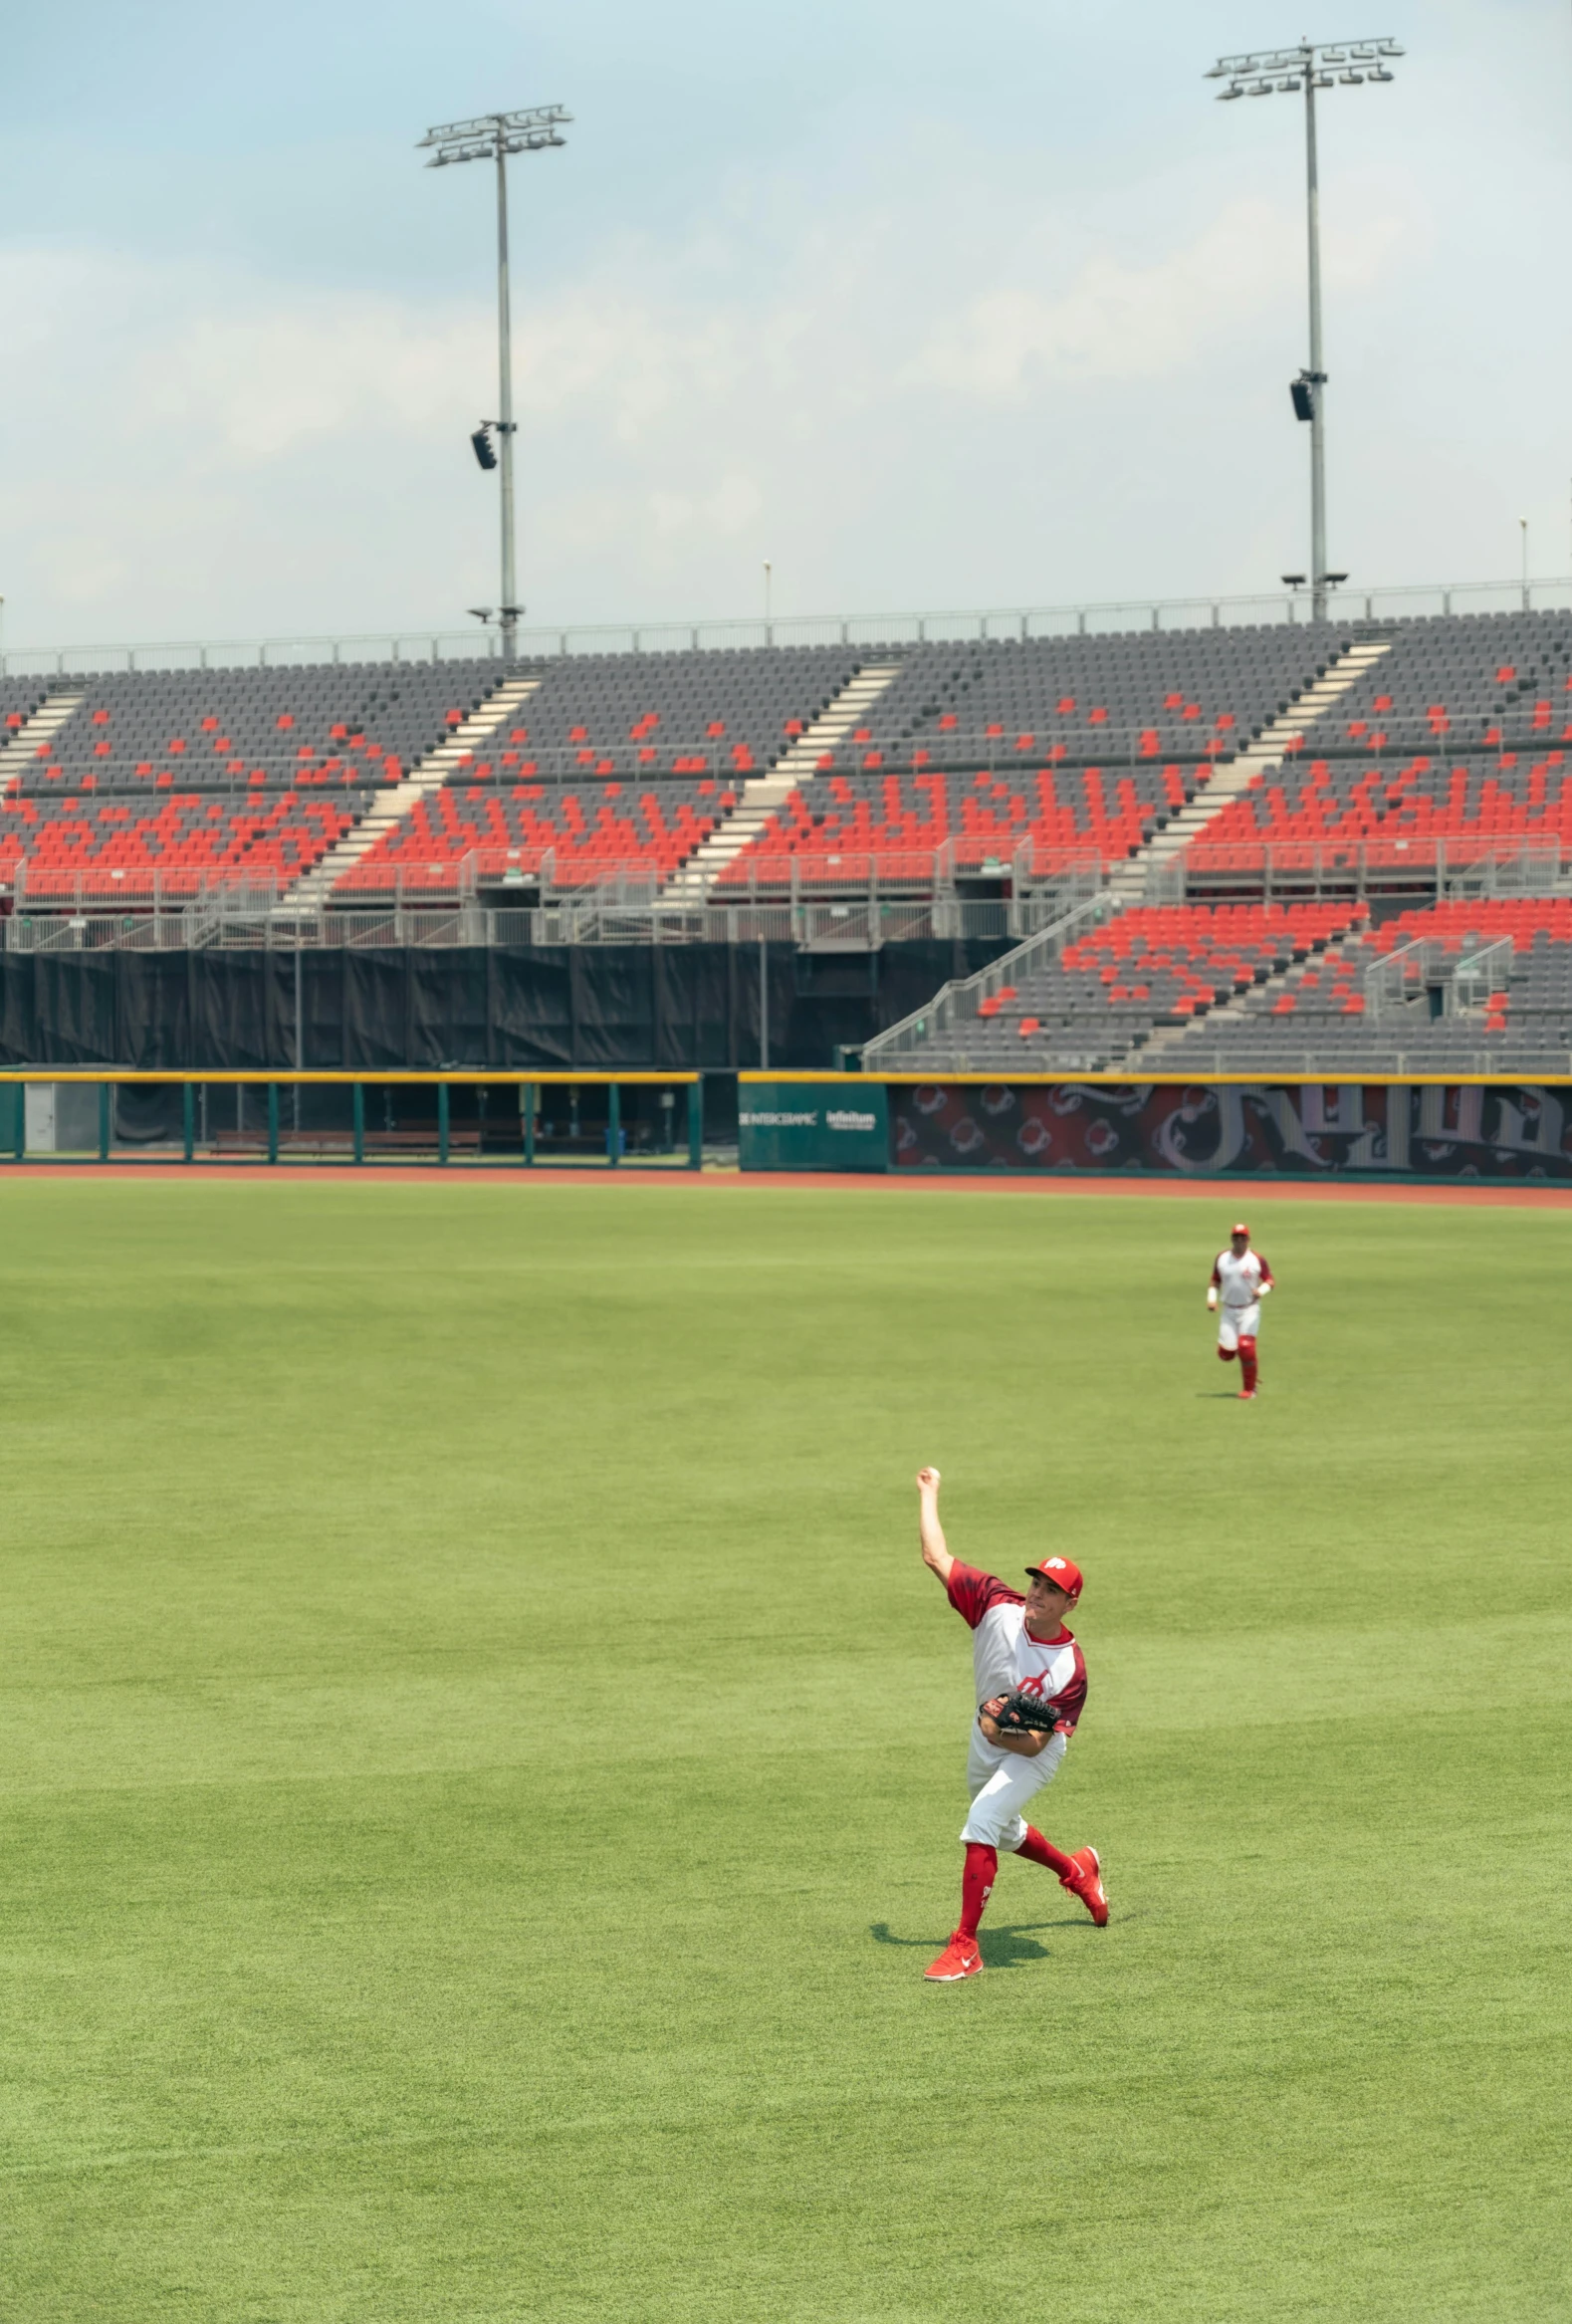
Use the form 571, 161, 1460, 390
1238, 1389, 1256, 1401
1062, 1845, 1109, 1926
924, 1930, 983, 1981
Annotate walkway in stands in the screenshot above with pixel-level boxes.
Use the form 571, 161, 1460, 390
0, 689, 86, 790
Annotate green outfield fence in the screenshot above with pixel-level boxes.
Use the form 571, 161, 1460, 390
0, 1072, 704, 1170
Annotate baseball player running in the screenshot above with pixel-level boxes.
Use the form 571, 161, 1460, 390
1208, 1220, 1273, 1401
917, 1467, 1106, 1982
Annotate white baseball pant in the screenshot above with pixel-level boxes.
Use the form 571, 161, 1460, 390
1218, 1299, 1260, 1352
960, 1720, 1068, 1850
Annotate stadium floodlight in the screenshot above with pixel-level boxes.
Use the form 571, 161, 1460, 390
418, 104, 571, 661
1206, 39, 1402, 623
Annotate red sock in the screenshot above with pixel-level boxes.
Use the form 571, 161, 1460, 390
1218, 1344, 1236, 1363
958, 1843, 997, 1940
1015, 1825, 1076, 1880
1240, 1335, 1258, 1392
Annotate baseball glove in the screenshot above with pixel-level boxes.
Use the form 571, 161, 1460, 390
981, 1690, 1062, 1735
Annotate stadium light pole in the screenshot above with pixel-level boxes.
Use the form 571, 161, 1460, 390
418, 104, 571, 661
1207, 38, 1403, 623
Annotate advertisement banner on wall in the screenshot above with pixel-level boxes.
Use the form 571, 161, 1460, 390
890, 1081, 1572, 1180
739, 1080, 890, 1171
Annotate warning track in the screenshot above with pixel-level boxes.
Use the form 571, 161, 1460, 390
3, 1164, 1572, 1209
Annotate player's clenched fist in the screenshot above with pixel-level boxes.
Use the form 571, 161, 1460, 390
916, 1466, 942, 1493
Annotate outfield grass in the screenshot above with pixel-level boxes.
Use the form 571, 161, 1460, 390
1, 1177, 1568, 2322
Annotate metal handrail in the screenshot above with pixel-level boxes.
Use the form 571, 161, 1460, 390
6, 572, 1572, 678
1146, 836, 1569, 903
863, 887, 1116, 1064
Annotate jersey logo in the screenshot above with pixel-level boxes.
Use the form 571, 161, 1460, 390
1015, 1670, 1052, 1699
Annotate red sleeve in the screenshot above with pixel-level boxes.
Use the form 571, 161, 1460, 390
1256, 1254, 1273, 1286
1209, 1255, 1223, 1285
945, 1559, 1023, 1630
1050, 1641, 1088, 1735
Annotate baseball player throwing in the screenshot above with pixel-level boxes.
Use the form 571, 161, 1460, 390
1208, 1220, 1273, 1400
917, 1467, 1107, 1982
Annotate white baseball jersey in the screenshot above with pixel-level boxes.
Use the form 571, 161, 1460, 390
946, 1562, 1087, 1733
1212, 1248, 1272, 1307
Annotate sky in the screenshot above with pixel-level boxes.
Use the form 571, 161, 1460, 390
0, 0, 1569, 649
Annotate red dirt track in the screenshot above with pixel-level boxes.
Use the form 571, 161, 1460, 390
3, 1164, 1572, 1208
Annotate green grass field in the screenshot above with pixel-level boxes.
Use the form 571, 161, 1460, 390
2, 1176, 1568, 2321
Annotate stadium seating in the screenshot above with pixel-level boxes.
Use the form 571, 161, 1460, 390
1155, 897, 1572, 1065
0, 790, 380, 894
481, 645, 861, 779
1190, 750, 1572, 873
10, 662, 512, 792
951, 902, 1367, 1066
333, 645, 870, 891
335, 776, 733, 893
0, 628, 1365, 897
9, 615, 1572, 931
794, 626, 1345, 764
0, 646, 863, 897
0, 663, 513, 895
1316, 610, 1572, 754
1, 677, 53, 738
1185, 613, 1572, 878
712, 763, 1203, 883
719, 627, 1348, 882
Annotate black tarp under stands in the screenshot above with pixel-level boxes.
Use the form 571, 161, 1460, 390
0, 940, 1008, 1073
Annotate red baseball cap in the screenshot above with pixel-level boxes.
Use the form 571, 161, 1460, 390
1230, 1221, 1250, 1237
1024, 1554, 1083, 1600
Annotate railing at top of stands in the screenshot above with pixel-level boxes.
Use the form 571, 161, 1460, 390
7, 574, 1572, 678
6, 835, 1567, 928
9, 866, 286, 911
1144, 836, 1570, 903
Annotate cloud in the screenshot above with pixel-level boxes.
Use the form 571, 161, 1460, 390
0, 133, 1532, 644
900, 194, 1426, 403
132, 298, 490, 462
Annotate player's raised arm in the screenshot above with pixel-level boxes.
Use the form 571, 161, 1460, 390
916, 1467, 954, 1584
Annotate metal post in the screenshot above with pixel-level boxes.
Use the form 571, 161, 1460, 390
759, 934, 770, 1069
687, 1077, 703, 1170
294, 948, 303, 1131
182, 1082, 194, 1163
438, 1079, 450, 1164
12, 1080, 24, 1161
523, 1079, 536, 1166
1304, 58, 1328, 623
607, 1080, 620, 1166
267, 1082, 279, 1164
496, 142, 518, 660
98, 1082, 111, 1163
352, 1081, 364, 1165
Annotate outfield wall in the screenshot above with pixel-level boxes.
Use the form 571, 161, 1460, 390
738, 1075, 1572, 1180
